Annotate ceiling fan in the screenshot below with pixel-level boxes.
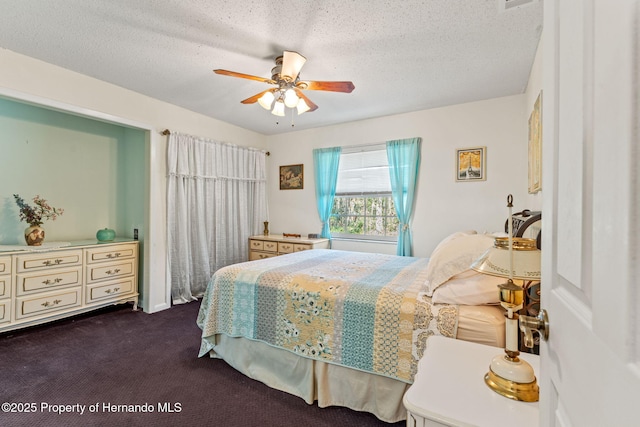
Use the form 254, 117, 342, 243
214, 51, 355, 116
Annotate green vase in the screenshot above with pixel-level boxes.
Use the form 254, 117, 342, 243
96, 228, 116, 242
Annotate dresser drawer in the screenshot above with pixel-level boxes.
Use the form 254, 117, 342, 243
0, 300, 10, 324
278, 242, 294, 254
86, 259, 135, 283
16, 267, 82, 295
249, 240, 264, 251
293, 244, 312, 252
0, 276, 10, 299
249, 251, 277, 261
0, 257, 10, 275
85, 243, 137, 264
86, 277, 136, 304
15, 287, 82, 320
15, 249, 82, 272
250, 239, 278, 253
263, 241, 278, 252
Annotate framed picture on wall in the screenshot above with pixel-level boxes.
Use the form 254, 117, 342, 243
455, 147, 486, 182
528, 92, 542, 193
279, 164, 304, 190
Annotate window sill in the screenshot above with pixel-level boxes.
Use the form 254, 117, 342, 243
330, 237, 397, 245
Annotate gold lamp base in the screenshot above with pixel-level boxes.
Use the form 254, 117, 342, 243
484, 368, 539, 402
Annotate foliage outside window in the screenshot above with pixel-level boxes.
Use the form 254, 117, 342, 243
329, 144, 398, 242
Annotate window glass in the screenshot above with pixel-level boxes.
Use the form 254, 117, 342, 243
330, 145, 398, 241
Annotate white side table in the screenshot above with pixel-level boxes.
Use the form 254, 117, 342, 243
403, 336, 539, 427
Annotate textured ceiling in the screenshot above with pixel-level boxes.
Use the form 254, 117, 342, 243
0, 0, 543, 135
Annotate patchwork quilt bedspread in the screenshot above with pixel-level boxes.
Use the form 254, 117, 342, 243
197, 249, 458, 383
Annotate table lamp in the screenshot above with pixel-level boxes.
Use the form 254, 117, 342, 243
471, 195, 541, 402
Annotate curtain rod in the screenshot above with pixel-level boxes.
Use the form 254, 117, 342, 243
339, 138, 420, 153
160, 129, 269, 156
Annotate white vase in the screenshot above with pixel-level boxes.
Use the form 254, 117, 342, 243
25, 225, 45, 246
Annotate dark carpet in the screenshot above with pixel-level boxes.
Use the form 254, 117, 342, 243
0, 300, 404, 427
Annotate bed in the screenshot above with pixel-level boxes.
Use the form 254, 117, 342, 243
197, 229, 520, 422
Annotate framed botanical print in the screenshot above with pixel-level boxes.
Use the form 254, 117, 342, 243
528, 92, 542, 193
279, 164, 304, 190
456, 147, 486, 182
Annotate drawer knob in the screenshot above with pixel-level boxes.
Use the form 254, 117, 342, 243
105, 268, 121, 275
104, 287, 120, 294
42, 278, 63, 285
41, 299, 62, 308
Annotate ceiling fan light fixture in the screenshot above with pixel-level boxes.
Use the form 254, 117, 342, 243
272, 99, 285, 116
297, 98, 311, 115
214, 50, 354, 118
258, 91, 275, 110
284, 88, 299, 108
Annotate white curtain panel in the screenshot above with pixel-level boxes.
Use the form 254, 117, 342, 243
167, 133, 268, 304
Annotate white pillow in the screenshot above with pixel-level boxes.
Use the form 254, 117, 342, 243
432, 269, 505, 305
424, 232, 495, 295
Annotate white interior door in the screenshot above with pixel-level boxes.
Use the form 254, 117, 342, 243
540, 0, 640, 425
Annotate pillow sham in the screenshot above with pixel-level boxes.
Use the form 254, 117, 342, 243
424, 232, 495, 295
431, 269, 505, 305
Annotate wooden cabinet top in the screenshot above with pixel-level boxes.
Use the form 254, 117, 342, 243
0, 238, 138, 255
249, 235, 329, 245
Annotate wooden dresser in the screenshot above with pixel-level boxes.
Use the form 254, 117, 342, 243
0, 239, 138, 333
249, 235, 330, 260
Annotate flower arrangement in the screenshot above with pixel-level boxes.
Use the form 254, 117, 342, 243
13, 194, 64, 227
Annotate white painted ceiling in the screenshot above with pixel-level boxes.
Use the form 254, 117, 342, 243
0, 0, 543, 135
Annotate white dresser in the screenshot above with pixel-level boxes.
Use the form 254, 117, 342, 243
0, 239, 138, 333
249, 235, 330, 260
403, 336, 539, 427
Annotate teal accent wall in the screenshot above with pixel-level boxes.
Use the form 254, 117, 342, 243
0, 97, 145, 245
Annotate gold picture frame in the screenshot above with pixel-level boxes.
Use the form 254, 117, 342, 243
456, 147, 486, 182
279, 164, 304, 190
528, 92, 542, 193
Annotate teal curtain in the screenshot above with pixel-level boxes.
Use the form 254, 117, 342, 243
386, 138, 421, 256
313, 147, 342, 238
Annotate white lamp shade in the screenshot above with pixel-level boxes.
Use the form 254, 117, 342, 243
281, 51, 306, 80
258, 91, 275, 110
284, 89, 299, 108
296, 98, 311, 115
271, 99, 285, 116
471, 237, 541, 280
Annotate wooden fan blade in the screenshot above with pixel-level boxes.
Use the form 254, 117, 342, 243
241, 89, 275, 104
281, 51, 306, 81
293, 88, 318, 112
213, 69, 275, 84
299, 80, 355, 93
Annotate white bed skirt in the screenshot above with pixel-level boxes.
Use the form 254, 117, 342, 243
207, 305, 505, 423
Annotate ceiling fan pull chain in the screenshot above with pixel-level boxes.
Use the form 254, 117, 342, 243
291, 107, 295, 127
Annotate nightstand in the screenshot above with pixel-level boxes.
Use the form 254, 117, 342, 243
403, 336, 539, 427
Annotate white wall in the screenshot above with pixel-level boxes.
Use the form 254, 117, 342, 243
0, 48, 266, 313
266, 94, 530, 257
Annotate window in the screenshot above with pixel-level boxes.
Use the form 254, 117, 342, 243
329, 144, 399, 241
